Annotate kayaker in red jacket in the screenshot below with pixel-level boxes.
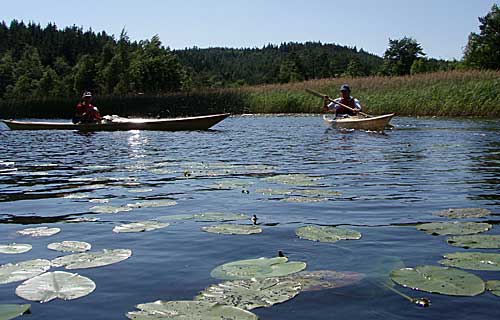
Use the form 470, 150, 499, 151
72, 91, 102, 124
323, 84, 362, 117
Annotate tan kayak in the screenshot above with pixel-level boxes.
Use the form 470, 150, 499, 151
1, 113, 230, 131
323, 113, 395, 131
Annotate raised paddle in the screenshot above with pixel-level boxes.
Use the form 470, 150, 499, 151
305, 88, 373, 118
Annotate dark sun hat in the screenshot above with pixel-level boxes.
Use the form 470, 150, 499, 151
340, 84, 350, 92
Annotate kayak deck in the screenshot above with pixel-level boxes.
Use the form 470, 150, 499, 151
323, 113, 395, 131
1, 113, 230, 131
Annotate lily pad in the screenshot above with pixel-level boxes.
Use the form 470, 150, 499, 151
16, 227, 61, 237
447, 235, 500, 249
113, 221, 169, 233
390, 265, 484, 296
202, 224, 262, 235
51, 249, 132, 269
486, 280, 500, 296
284, 270, 364, 291
194, 212, 249, 222
89, 205, 132, 214
263, 174, 322, 186
295, 226, 361, 243
126, 300, 257, 320
47, 241, 91, 253
156, 214, 194, 221
195, 277, 301, 310
127, 200, 177, 208
281, 197, 327, 203
0, 259, 51, 284
433, 208, 491, 219
211, 257, 306, 280
0, 243, 32, 254
439, 252, 500, 271
15, 271, 96, 303
254, 188, 293, 196
0, 304, 30, 320
417, 222, 492, 235
295, 189, 342, 197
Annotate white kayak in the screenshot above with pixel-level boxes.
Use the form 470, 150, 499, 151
323, 113, 395, 131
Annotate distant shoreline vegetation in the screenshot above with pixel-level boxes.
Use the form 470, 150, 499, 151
1, 70, 499, 118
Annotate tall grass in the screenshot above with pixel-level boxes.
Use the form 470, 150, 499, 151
0, 70, 498, 118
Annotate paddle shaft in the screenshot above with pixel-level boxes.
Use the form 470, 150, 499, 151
306, 88, 372, 118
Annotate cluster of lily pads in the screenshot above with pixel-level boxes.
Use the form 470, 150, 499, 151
389, 208, 499, 298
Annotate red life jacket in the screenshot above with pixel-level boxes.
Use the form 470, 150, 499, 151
76, 102, 102, 121
336, 98, 357, 116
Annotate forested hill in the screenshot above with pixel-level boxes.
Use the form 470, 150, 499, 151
174, 42, 383, 87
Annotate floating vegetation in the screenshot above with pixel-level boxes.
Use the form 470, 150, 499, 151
416, 222, 492, 236
211, 257, 306, 280
127, 188, 153, 193
15, 271, 96, 303
263, 174, 322, 186
390, 265, 485, 296
0, 243, 32, 254
66, 217, 100, 223
281, 197, 327, 203
195, 277, 301, 310
295, 189, 342, 197
88, 198, 109, 204
439, 252, 500, 271
201, 224, 262, 235
156, 214, 194, 221
0, 259, 51, 284
47, 241, 91, 253
209, 180, 253, 190
126, 300, 257, 320
194, 212, 249, 222
447, 235, 500, 249
433, 208, 491, 219
16, 227, 61, 237
0, 304, 30, 320
89, 205, 132, 214
113, 221, 169, 233
254, 188, 292, 196
486, 280, 500, 297
63, 193, 89, 199
295, 226, 361, 243
51, 249, 132, 269
127, 199, 177, 208
283, 270, 364, 292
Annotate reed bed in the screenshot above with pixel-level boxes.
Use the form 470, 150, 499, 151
0, 70, 498, 118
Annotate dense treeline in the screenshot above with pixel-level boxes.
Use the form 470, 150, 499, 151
0, 20, 188, 99
174, 42, 383, 87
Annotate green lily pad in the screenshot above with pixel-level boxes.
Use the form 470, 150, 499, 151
47, 241, 91, 253
194, 212, 249, 222
126, 300, 257, 320
211, 257, 306, 280
390, 265, 485, 296
156, 214, 194, 221
283, 270, 364, 292
417, 222, 492, 235
113, 221, 169, 233
447, 235, 500, 249
0, 304, 30, 320
439, 252, 500, 271
0, 243, 32, 254
0, 259, 51, 284
16, 227, 60, 237
263, 174, 322, 186
195, 277, 301, 310
89, 205, 132, 214
254, 188, 293, 196
15, 271, 96, 303
210, 180, 253, 189
295, 226, 361, 243
202, 224, 262, 235
281, 197, 327, 203
51, 249, 132, 269
127, 200, 177, 208
295, 189, 342, 197
486, 280, 500, 296
433, 208, 491, 219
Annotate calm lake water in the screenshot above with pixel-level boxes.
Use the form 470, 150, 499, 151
0, 115, 499, 319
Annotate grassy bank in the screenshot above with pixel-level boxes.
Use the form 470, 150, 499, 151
1, 70, 499, 118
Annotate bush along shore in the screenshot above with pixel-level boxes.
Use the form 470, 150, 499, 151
0, 70, 499, 119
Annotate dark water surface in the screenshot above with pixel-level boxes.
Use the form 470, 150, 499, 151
1, 115, 499, 319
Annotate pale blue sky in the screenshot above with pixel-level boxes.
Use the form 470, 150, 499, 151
2, 0, 499, 59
